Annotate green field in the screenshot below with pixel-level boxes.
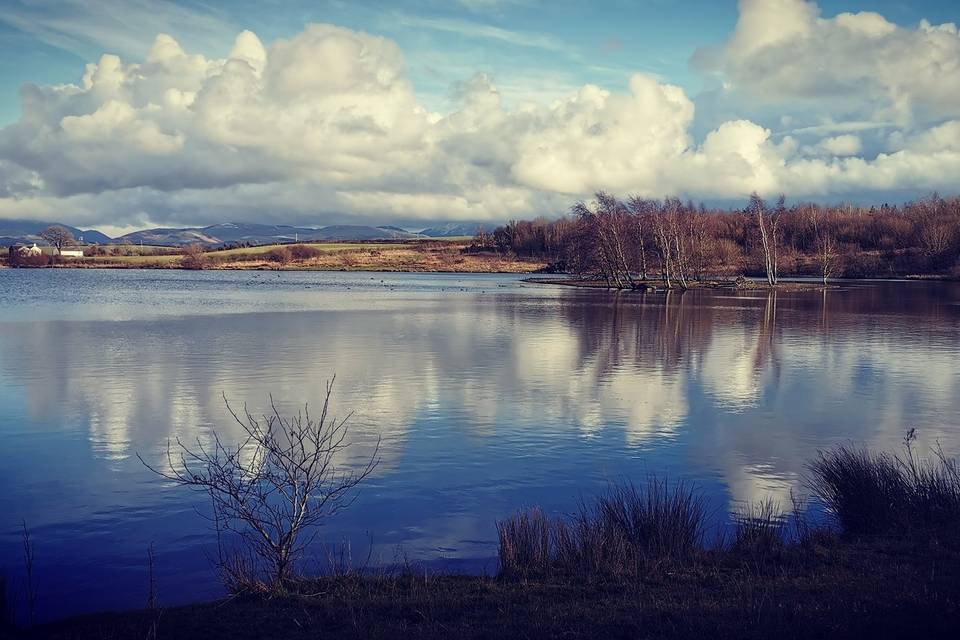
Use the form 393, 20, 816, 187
80, 241, 426, 265
208, 242, 417, 257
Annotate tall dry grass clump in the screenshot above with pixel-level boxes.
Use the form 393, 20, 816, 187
807, 446, 906, 534
730, 498, 786, 560
808, 432, 960, 536
497, 479, 707, 579
496, 507, 552, 578
596, 480, 706, 562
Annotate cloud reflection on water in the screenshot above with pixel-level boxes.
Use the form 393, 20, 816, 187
1, 276, 959, 617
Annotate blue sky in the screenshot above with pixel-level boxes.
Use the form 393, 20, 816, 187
0, 0, 719, 124
2, 0, 955, 124
0, 0, 958, 231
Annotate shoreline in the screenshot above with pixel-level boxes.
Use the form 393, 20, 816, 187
26, 535, 960, 639
525, 277, 837, 291
12, 430, 960, 639
1, 263, 546, 274
3, 263, 958, 283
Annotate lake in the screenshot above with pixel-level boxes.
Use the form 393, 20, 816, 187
1, 269, 959, 620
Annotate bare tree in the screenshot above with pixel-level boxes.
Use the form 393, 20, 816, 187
471, 227, 494, 251
39, 225, 75, 256
650, 202, 674, 288
749, 193, 781, 286
596, 192, 637, 289
180, 244, 208, 270
914, 195, 954, 259
139, 379, 379, 592
626, 196, 650, 281
687, 204, 711, 281
666, 198, 690, 289
571, 192, 638, 288
647, 199, 691, 289
805, 204, 839, 284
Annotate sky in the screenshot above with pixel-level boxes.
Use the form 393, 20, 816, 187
0, 0, 958, 234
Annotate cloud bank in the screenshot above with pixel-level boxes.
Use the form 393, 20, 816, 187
1, 0, 959, 230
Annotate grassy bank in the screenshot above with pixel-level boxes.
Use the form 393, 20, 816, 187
27, 540, 960, 639
16, 442, 960, 639
3, 240, 548, 273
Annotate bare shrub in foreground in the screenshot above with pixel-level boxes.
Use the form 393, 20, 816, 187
139, 379, 379, 592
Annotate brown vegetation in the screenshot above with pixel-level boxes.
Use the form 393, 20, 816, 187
138, 381, 379, 594
288, 244, 323, 260
477, 193, 960, 286
180, 244, 209, 270
212, 241, 544, 272
6, 251, 52, 268
498, 479, 706, 580
38, 226, 75, 256
10, 240, 546, 272
266, 245, 293, 265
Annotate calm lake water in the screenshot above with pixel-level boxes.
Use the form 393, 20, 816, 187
1, 269, 959, 620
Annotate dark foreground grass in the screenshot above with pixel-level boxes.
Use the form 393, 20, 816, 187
19, 443, 960, 639
25, 538, 960, 640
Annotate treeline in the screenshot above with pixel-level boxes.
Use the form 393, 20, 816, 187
473, 193, 960, 286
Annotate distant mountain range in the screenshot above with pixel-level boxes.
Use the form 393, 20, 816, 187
0, 220, 112, 247
0, 219, 500, 247
119, 223, 429, 246
418, 222, 494, 237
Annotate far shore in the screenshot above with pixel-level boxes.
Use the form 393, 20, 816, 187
4, 261, 958, 284
3, 239, 959, 283
2, 239, 549, 273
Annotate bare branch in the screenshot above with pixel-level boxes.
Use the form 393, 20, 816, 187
137, 379, 379, 593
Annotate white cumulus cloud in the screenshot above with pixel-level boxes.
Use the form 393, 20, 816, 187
0, 5, 959, 230
698, 0, 960, 128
